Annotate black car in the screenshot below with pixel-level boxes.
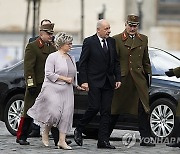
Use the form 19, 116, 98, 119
0, 46, 180, 139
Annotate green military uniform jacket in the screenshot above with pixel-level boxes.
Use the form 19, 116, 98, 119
173, 67, 180, 116
23, 37, 56, 117
111, 30, 152, 115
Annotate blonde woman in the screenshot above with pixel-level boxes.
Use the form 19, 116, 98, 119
28, 32, 83, 150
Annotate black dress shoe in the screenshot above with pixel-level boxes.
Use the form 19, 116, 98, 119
140, 142, 155, 147
28, 130, 41, 137
16, 139, 30, 145
97, 141, 116, 149
166, 142, 180, 148
74, 128, 83, 146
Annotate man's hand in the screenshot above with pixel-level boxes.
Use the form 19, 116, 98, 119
165, 69, 175, 77
76, 85, 86, 91
115, 82, 121, 89
28, 87, 36, 95
145, 73, 151, 88
81, 83, 89, 91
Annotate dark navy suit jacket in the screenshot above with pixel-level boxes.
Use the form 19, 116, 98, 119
78, 34, 121, 88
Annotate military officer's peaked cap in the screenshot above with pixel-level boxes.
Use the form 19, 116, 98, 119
127, 15, 139, 26
40, 23, 54, 34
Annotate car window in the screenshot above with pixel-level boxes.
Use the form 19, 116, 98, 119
0, 61, 24, 72
11, 61, 24, 71
149, 48, 180, 75
0, 46, 82, 73
70, 46, 82, 62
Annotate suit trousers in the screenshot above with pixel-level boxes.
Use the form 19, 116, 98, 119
78, 81, 114, 142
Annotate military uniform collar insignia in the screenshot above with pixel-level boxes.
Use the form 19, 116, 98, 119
36, 37, 44, 48
136, 33, 142, 40
122, 31, 142, 41
122, 31, 128, 41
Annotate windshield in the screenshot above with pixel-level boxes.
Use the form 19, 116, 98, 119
1, 47, 179, 76
0, 60, 23, 72
149, 48, 180, 75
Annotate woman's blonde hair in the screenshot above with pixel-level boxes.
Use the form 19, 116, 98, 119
54, 32, 73, 49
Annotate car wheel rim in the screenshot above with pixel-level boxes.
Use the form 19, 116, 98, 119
8, 100, 24, 132
150, 104, 174, 138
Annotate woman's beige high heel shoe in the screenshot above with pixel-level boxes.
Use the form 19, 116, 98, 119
42, 125, 51, 147
58, 142, 72, 150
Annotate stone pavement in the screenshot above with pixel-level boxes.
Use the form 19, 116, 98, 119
0, 121, 179, 154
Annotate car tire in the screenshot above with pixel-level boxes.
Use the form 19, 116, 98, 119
150, 98, 177, 139
4, 94, 24, 136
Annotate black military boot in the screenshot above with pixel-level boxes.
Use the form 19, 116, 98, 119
16, 117, 32, 145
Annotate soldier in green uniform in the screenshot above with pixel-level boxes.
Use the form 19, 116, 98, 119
16, 23, 56, 145
28, 19, 52, 138
165, 67, 180, 78
166, 67, 180, 148
109, 15, 155, 146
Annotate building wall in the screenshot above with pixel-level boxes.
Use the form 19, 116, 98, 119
125, 0, 180, 51
0, 0, 27, 31
0, 0, 125, 43
150, 26, 180, 51
0, 0, 179, 68
0, 0, 125, 68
